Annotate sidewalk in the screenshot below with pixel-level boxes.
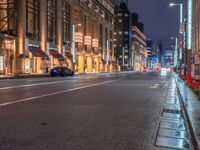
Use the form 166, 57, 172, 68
0, 74, 50, 80
174, 74, 200, 149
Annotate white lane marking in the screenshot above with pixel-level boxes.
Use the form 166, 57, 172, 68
0, 81, 114, 107
0, 79, 78, 90
150, 84, 160, 89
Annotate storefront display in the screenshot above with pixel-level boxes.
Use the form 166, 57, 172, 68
0, 39, 15, 75
25, 58, 31, 74
0, 56, 4, 74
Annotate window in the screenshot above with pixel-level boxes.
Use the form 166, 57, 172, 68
118, 31, 122, 35
125, 14, 128, 17
63, 0, 70, 43
124, 31, 129, 35
26, 0, 40, 39
83, 15, 89, 36
92, 20, 97, 38
47, 0, 56, 43
118, 19, 122, 23
99, 23, 103, 48
0, 0, 16, 35
117, 13, 122, 16
105, 27, 107, 48
110, 30, 113, 56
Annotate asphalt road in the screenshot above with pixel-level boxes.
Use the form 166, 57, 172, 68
0, 71, 189, 150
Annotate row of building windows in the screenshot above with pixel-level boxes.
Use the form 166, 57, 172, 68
0, 0, 70, 44
117, 13, 128, 17
0, 0, 16, 35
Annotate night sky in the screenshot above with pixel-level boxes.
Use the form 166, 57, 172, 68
128, 0, 186, 49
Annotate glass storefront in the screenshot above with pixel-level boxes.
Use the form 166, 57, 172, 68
0, 39, 15, 75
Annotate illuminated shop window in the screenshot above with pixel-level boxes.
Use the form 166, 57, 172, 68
0, 0, 16, 35
47, 0, 56, 43
105, 27, 108, 48
63, 0, 70, 43
99, 23, 103, 49
26, 0, 40, 40
110, 30, 113, 56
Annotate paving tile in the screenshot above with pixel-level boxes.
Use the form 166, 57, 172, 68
155, 136, 190, 150
160, 121, 185, 131
158, 128, 187, 139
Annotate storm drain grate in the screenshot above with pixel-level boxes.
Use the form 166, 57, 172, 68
163, 108, 181, 114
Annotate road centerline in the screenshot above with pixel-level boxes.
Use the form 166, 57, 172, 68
0, 80, 114, 107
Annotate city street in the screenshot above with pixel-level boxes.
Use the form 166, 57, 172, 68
0, 72, 194, 150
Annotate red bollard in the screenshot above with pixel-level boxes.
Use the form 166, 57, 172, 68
187, 71, 192, 84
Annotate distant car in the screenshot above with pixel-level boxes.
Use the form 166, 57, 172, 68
50, 67, 74, 77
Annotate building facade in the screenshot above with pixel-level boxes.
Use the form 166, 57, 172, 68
113, 2, 132, 71
72, 0, 115, 73
0, 0, 114, 76
132, 26, 147, 71
146, 39, 153, 68
192, 0, 200, 79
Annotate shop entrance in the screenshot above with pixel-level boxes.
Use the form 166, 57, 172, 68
0, 39, 15, 75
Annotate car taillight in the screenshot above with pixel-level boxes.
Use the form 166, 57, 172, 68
58, 69, 62, 72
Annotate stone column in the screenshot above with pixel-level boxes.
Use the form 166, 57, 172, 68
15, 0, 26, 74
78, 55, 84, 73
40, 0, 47, 53
56, 0, 63, 55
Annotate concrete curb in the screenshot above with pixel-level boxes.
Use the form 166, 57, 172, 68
174, 76, 199, 150
0, 75, 50, 80
0, 71, 135, 80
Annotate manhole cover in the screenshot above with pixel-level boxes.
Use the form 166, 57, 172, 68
163, 108, 181, 114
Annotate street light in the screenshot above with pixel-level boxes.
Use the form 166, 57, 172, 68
169, 2, 183, 33
72, 23, 81, 71
169, 2, 184, 74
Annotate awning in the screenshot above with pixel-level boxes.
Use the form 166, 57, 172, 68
101, 58, 106, 64
50, 50, 64, 60
29, 47, 48, 58
65, 52, 72, 59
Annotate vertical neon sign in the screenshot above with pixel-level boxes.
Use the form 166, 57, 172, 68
187, 0, 193, 49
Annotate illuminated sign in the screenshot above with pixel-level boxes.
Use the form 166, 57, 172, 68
0, 56, 4, 73
187, 0, 193, 49
74, 32, 83, 43
84, 36, 91, 46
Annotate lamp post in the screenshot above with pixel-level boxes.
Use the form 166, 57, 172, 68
72, 23, 81, 71
169, 2, 184, 75
169, 3, 183, 32
170, 37, 178, 70
122, 46, 125, 71
104, 40, 109, 72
